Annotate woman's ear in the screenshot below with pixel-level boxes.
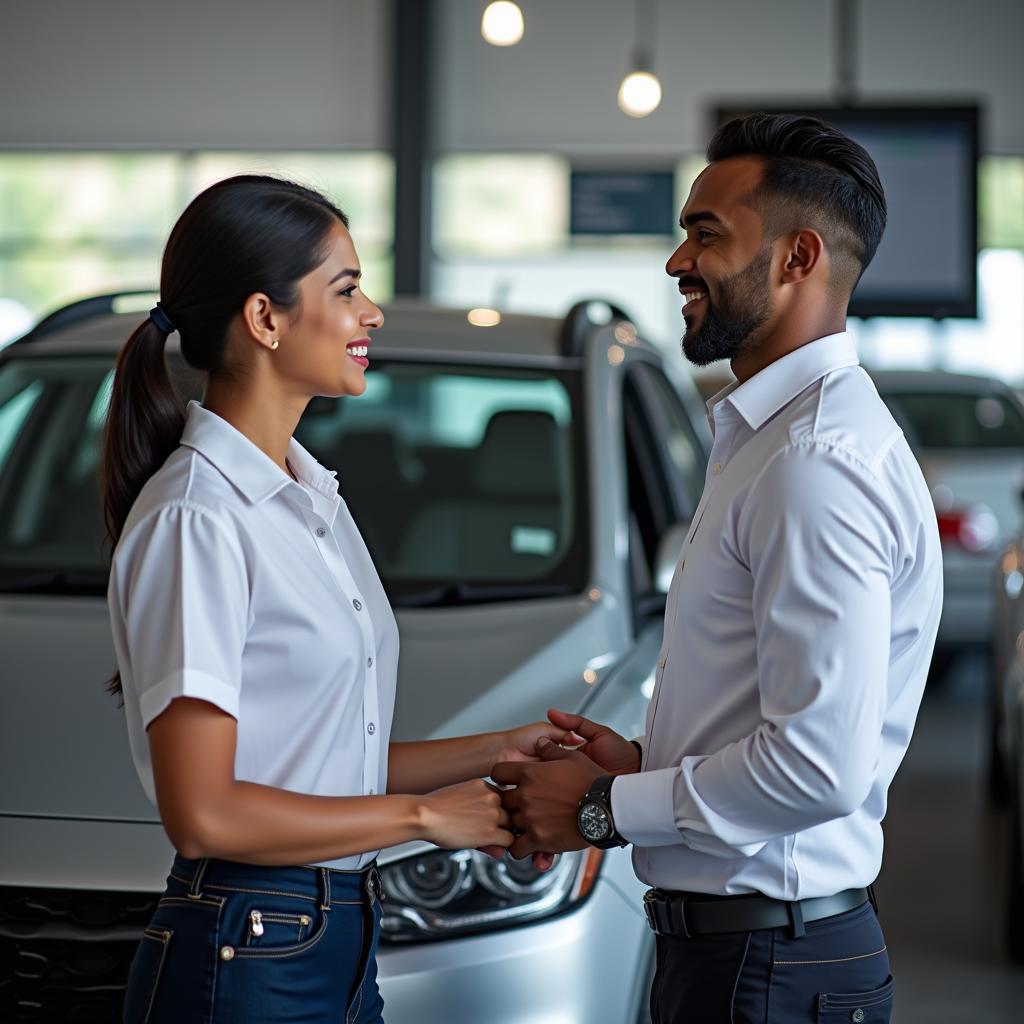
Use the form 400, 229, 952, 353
241, 293, 284, 353
780, 229, 825, 284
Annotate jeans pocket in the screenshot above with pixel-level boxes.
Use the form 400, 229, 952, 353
817, 975, 894, 1023
123, 927, 173, 1024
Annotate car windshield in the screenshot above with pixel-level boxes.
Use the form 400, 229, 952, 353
0, 353, 588, 603
879, 390, 1024, 450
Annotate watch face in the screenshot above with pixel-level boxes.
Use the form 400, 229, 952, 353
578, 802, 612, 842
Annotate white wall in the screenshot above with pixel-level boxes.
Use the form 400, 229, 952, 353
435, 0, 1024, 155
1, 0, 391, 149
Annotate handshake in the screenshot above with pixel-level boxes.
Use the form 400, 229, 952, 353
421, 709, 641, 867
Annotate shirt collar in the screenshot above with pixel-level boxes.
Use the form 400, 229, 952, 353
708, 332, 859, 431
179, 401, 339, 507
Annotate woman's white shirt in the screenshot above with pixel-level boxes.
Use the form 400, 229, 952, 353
108, 401, 398, 870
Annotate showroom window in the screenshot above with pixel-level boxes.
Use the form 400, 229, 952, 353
0, 151, 394, 346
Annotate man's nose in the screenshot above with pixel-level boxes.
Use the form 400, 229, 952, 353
666, 246, 696, 279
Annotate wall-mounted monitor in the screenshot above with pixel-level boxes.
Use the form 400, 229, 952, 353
713, 105, 980, 318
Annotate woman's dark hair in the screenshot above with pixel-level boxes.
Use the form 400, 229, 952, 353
102, 174, 347, 695
707, 113, 887, 296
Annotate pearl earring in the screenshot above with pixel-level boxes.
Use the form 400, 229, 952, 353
270, 340, 279, 351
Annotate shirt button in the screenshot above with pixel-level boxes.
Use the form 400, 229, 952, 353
367, 722, 376, 735
712, 463, 722, 474
367, 656, 373, 668
657, 657, 666, 670
315, 526, 326, 538
353, 598, 363, 611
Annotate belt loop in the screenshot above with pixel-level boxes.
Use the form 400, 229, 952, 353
867, 884, 879, 915
187, 858, 209, 900
319, 868, 331, 912
787, 899, 806, 939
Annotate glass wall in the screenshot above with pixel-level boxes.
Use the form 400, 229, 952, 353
0, 152, 394, 347
430, 152, 1024, 387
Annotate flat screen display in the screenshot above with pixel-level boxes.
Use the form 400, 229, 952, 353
713, 105, 980, 318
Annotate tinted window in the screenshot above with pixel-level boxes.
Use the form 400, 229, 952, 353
879, 390, 1024, 449
0, 355, 588, 603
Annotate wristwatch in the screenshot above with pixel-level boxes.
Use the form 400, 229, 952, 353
577, 774, 628, 849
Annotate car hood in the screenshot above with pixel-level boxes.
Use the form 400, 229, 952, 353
0, 592, 628, 823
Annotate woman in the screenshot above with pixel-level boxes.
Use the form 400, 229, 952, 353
103, 175, 572, 1023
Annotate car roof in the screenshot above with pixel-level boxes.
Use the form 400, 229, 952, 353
8, 297, 658, 366
868, 368, 1015, 397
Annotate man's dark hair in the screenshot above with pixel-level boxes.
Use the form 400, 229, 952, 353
707, 113, 887, 297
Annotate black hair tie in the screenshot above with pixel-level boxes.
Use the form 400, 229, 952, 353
149, 303, 176, 335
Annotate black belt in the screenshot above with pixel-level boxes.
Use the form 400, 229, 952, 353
643, 886, 871, 938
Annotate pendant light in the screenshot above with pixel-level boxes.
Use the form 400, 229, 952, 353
618, 0, 662, 118
481, 2, 525, 47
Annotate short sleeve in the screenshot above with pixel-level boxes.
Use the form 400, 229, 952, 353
112, 502, 251, 728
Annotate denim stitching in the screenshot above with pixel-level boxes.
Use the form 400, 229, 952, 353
773, 945, 887, 966
170, 878, 363, 905
345, 903, 369, 1024
139, 927, 172, 1024
158, 895, 224, 910
207, 893, 225, 1024
231, 907, 329, 960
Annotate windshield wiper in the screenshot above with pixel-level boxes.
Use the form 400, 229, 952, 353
389, 582, 573, 608
0, 570, 108, 595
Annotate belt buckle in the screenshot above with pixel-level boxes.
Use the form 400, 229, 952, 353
643, 889, 689, 938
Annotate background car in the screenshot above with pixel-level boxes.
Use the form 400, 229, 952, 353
0, 292, 711, 1022
870, 370, 1024, 662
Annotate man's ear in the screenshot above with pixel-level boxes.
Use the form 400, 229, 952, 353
779, 229, 825, 284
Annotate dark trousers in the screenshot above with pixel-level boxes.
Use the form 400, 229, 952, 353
651, 900, 894, 1023
123, 854, 384, 1024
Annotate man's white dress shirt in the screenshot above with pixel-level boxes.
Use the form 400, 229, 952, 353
611, 332, 942, 899
109, 402, 398, 870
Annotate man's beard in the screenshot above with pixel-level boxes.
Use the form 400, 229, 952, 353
682, 245, 773, 367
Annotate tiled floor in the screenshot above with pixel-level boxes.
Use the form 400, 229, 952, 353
876, 654, 1024, 1023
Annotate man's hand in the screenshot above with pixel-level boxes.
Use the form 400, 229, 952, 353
491, 739, 605, 859
546, 709, 641, 776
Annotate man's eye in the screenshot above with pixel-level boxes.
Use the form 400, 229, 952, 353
697, 229, 714, 242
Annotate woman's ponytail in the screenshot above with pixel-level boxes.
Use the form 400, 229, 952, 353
102, 316, 185, 548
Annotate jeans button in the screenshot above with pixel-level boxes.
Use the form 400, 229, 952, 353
851, 1011, 865, 1023
220, 946, 235, 961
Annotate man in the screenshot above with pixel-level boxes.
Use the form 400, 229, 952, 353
492, 113, 942, 1022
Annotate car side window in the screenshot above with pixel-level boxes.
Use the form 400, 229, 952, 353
622, 371, 674, 600
628, 363, 707, 521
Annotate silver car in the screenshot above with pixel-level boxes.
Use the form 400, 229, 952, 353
870, 370, 1024, 662
0, 294, 710, 1022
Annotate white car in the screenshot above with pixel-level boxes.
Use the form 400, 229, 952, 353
0, 293, 710, 1022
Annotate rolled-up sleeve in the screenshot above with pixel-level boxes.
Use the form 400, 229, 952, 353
612, 442, 897, 855
113, 501, 251, 728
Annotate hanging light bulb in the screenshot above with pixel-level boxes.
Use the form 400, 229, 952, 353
618, 67, 662, 118
618, 1, 662, 118
481, 2, 524, 46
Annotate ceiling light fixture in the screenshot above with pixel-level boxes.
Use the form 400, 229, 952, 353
617, 0, 662, 118
481, 2, 525, 47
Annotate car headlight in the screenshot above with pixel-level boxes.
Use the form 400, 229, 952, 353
379, 848, 603, 943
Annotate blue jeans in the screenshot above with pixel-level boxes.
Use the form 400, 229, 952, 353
651, 898, 894, 1022
123, 854, 384, 1024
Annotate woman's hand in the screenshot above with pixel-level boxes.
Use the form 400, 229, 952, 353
546, 709, 641, 776
494, 721, 583, 765
419, 779, 514, 852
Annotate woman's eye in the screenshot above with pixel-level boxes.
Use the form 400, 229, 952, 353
338, 285, 357, 298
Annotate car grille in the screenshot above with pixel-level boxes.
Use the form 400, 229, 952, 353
0, 885, 159, 1022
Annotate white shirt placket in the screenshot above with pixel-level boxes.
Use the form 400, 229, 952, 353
304, 503, 382, 798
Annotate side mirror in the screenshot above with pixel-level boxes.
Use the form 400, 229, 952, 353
653, 521, 691, 594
